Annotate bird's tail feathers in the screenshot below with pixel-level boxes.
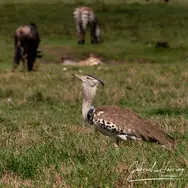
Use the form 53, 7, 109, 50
140, 124, 177, 152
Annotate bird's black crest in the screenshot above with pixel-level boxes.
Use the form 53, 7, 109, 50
87, 75, 104, 86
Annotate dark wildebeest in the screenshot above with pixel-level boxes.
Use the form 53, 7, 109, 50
73, 7, 102, 44
12, 23, 42, 72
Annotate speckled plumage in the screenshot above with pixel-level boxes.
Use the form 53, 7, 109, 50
73, 74, 177, 152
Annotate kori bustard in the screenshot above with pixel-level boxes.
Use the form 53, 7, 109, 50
73, 74, 177, 152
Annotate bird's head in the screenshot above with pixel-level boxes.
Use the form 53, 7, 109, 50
73, 74, 104, 88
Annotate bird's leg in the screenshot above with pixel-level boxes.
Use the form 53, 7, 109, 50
94, 127, 98, 133
114, 138, 120, 148
137, 139, 143, 146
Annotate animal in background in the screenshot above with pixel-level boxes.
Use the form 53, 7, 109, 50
73, 6, 101, 44
12, 23, 42, 72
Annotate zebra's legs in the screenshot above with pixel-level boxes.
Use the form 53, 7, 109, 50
90, 22, 99, 44
78, 31, 85, 44
76, 22, 86, 44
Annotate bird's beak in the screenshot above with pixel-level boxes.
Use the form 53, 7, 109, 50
98, 79, 104, 87
72, 73, 84, 81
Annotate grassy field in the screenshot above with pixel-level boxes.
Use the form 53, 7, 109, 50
0, 0, 188, 187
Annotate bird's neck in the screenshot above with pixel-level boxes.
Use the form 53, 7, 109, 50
82, 86, 96, 120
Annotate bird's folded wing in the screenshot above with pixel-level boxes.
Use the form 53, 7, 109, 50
93, 106, 176, 151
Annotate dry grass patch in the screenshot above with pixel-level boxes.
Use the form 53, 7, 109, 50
0, 172, 33, 188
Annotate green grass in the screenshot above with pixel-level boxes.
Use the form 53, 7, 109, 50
0, 0, 188, 187
1, 1, 188, 66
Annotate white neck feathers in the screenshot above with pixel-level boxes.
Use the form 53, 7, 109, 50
82, 84, 97, 120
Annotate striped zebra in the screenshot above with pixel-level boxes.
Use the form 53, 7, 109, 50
73, 6, 101, 44
12, 23, 42, 72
